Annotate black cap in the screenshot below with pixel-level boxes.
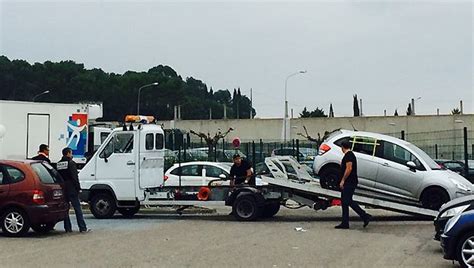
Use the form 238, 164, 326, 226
233, 154, 241, 159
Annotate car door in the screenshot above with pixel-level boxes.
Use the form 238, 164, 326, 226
203, 165, 229, 186
172, 165, 203, 186
95, 131, 137, 200
139, 132, 165, 189
374, 140, 424, 199
0, 166, 10, 205
349, 136, 379, 190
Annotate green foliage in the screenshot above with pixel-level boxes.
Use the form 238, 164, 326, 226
451, 108, 461, 115
300, 107, 327, 118
353, 94, 360, 117
0, 56, 256, 121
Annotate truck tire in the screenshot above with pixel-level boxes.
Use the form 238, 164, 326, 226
118, 206, 140, 218
90, 192, 117, 219
261, 203, 280, 218
319, 166, 340, 191
1, 208, 30, 237
233, 194, 261, 221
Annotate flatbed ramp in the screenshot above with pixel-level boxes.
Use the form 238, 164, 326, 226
262, 176, 438, 218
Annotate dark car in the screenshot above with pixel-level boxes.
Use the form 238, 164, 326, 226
435, 159, 474, 181
441, 210, 474, 268
0, 160, 68, 237
434, 195, 474, 240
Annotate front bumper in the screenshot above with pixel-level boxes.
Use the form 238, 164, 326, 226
434, 217, 450, 241
441, 234, 457, 261
25, 203, 69, 226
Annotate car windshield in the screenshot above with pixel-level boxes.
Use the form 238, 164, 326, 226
406, 144, 442, 170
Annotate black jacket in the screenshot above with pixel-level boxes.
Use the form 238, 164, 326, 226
56, 156, 80, 195
31, 154, 51, 164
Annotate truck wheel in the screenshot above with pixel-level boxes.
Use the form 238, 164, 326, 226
1, 208, 30, 237
319, 166, 340, 191
32, 223, 56, 234
90, 193, 117, 219
118, 206, 140, 218
262, 203, 280, 218
233, 194, 261, 221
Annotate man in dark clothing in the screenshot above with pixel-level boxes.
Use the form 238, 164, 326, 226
229, 154, 254, 187
335, 141, 372, 229
57, 147, 90, 233
31, 144, 51, 164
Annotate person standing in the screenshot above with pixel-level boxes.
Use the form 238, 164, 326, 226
57, 147, 90, 233
31, 144, 51, 164
335, 141, 372, 229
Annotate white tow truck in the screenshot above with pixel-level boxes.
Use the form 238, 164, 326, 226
79, 118, 438, 220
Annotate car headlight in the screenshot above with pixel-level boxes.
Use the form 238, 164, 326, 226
444, 213, 462, 233
440, 204, 470, 218
450, 179, 470, 192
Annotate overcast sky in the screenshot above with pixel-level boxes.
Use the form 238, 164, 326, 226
1, 0, 472, 118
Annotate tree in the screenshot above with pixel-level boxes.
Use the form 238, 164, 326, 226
329, 103, 334, 117
297, 125, 321, 144
452, 108, 461, 115
353, 94, 360, 117
299, 107, 327, 118
407, 103, 412, 116
189, 128, 234, 160
394, 109, 399, 116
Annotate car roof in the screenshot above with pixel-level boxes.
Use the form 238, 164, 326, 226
0, 159, 40, 165
170, 161, 231, 169
334, 129, 411, 145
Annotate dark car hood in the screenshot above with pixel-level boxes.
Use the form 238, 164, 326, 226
439, 195, 474, 215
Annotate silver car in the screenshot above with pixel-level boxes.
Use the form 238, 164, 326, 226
313, 130, 473, 210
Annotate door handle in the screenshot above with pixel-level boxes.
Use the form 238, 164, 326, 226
127, 161, 136, 166
382, 163, 390, 167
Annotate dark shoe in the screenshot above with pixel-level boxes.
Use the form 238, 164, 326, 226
334, 224, 349, 229
80, 229, 92, 233
65, 230, 73, 233
363, 214, 372, 228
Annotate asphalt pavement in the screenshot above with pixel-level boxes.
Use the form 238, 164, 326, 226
0, 206, 459, 268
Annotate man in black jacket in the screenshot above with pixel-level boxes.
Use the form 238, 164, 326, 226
31, 144, 51, 164
57, 147, 90, 233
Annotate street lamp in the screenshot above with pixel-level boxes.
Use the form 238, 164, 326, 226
137, 82, 159, 115
32, 90, 51, 102
283, 70, 306, 143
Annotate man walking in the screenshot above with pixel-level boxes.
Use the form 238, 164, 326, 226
57, 147, 90, 233
32, 144, 51, 164
335, 141, 372, 229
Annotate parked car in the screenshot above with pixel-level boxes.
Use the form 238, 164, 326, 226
435, 159, 474, 182
441, 210, 474, 268
271, 147, 318, 166
434, 195, 474, 240
164, 149, 178, 170
313, 130, 473, 210
0, 160, 68, 237
193, 148, 246, 162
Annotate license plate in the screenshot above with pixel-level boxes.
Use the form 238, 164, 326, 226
53, 190, 63, 198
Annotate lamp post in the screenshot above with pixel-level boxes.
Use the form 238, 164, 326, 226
283, 70, 306, 143
32, 90, 51, 102
137, 82, 159, 115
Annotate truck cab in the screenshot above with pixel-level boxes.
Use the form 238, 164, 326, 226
79, 119, 165, 218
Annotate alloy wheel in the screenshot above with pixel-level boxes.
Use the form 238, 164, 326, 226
461, 236, 474, 267
4, 212, 25, 234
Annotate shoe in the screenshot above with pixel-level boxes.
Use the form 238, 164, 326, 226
334, 224, 349, 229
65, 230, 73, 233
363, 214, 372, 228
80, 229, 92, 233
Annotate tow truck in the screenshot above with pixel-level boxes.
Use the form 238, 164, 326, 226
79, 117, 438, 220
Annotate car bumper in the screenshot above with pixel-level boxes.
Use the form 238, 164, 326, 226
26, 203, 69, 225
441, 234, 457, 260
434, 217, 450, 240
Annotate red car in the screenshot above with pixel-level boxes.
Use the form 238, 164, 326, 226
0, 160, 69, 237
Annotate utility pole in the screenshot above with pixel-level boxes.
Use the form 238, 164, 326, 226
250, 88, 253, 119
360, 98, 363, 116
460, 100, 464, 114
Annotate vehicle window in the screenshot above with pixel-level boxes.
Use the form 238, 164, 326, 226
100, 132, 109, 144
170, 165, 201, 176
100, 133, 134, 158
271, 160, 285, 174
31, 163, 58, 184
444, 162, 463, 170
281, 162, 297, 175
156, 134, 164, 150
4, 166, 25, 183
255, 163, 270, 175
145, 133, 154, 150
351, 136, 378, 156
205, 166, 227, 178
380, 141, 423, 168
334, 137, 351, 147
0, 168, 5, 184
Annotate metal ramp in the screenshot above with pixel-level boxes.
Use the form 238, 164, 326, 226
262, 176, 438, 218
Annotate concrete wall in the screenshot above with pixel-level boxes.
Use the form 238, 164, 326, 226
158, 114, 474, 143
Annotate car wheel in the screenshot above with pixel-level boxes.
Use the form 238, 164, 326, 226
421, 187, 450, 210
457, 231, 474, 268
117, 206, 140, 218
1, 208, 30, 237
319, 166, 340, 191
90, 193, 117, 219
32, 223, 56, 234
233, 194, 261, 221
261, 202, 280, 218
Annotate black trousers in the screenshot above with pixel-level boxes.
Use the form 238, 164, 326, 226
341, 186, 368, 226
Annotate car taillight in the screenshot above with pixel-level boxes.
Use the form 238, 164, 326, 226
164, 175, 169, 181
32, 190, 45, 205
319, 144, 331, 155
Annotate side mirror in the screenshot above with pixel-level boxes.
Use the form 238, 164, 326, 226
407, 161, 417, 170
219, 174, 227, 180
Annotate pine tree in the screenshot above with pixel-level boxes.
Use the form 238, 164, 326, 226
394, 109, 399, 116
353, 94, 360, 117
407, 103, 412, 116
329, 103, 334, 117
